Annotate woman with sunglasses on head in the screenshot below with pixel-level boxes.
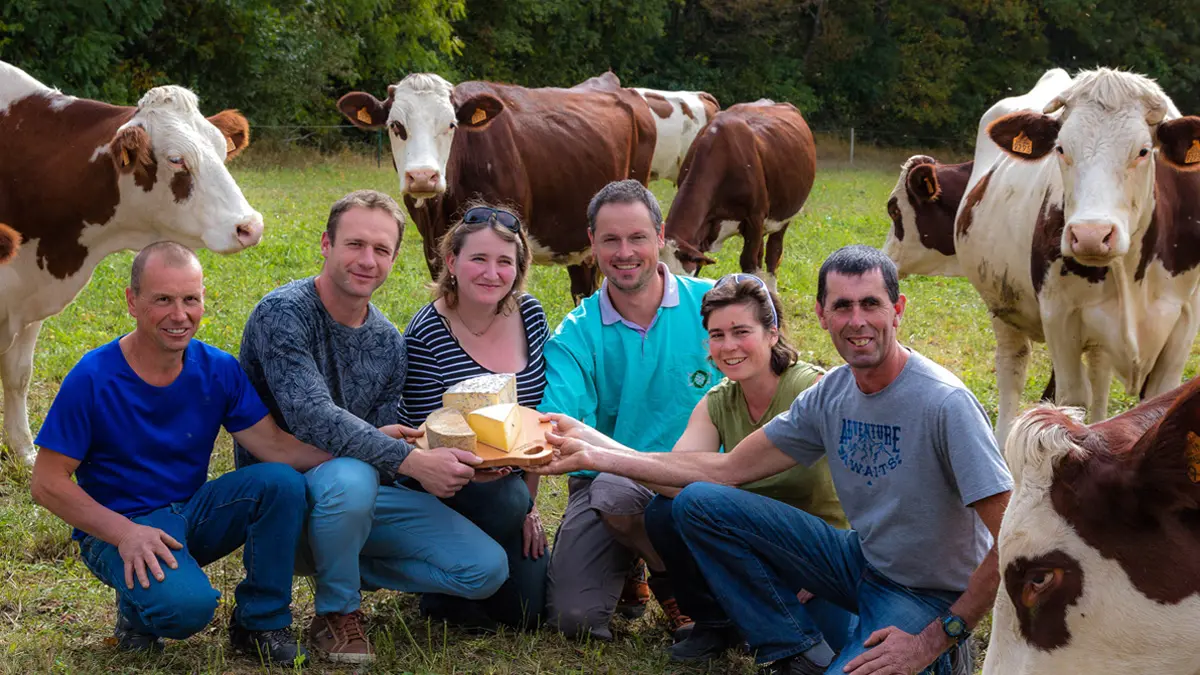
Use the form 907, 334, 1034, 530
398, 204, 549, 630
643, 274, 853, 668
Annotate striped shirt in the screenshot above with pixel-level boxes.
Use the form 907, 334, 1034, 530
399, 293, 549, 427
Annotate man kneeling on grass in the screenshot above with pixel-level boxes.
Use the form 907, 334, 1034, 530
31, 242, 330, 665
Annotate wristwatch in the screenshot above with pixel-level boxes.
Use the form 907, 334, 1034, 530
941, 614, 969, 643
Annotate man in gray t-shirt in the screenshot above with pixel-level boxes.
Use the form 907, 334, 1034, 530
536, 245, 1012, 675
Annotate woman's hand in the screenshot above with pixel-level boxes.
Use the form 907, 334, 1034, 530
539, 413, 611, 447
522, 505, 548, 559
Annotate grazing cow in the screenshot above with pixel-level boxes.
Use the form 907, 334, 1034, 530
954, 67, 1200, 445
0, 224, 18, 265
0, 61, 263, 463
337, 74, 656, 301
882, 155, 973, 277
983, 379, 1200, 674
661, 100, 815, 287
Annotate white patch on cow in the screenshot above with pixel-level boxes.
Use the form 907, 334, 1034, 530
48, 95, 77, 111
634, 89, 715, 182
526, 232, 590, 266
983, 409, 1200, 675
0, 60, 52, 113
661, 239, 687, 275
385, 73, 456, 197
709, 219, 740, 252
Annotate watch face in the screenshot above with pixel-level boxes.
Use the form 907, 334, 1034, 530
944, 616, 967, 637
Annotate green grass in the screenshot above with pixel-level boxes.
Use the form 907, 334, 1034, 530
3, 147, 1197, 674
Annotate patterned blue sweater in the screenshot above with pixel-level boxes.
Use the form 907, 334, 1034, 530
234, 277, 412, 480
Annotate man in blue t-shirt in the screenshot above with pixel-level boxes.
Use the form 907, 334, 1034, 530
31, 242, 330, 665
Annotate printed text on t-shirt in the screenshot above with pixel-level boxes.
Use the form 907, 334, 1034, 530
837, 418, 902, 485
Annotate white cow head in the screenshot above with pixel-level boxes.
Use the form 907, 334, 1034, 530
338, 75, 504, 199
882, 155, 965, 277
112, 86, 263, 253
986, 68, 1200, 267
984, 384, 1200, 675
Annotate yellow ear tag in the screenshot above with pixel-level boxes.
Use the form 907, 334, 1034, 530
226, 136, 236, 153
1012, 131, 1033, 155
356, 107, 373, 125
924, 177, 937, 198
120, 148, 131, 167
471, 108, 487, 125
1186, 431, 1200, 483
1185, 139, 1200, 165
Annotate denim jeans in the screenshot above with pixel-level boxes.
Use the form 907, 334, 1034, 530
298, 457, 509, 615
673, 483, 963, 674
644, 494, 857, 653
78, 463, 307, 638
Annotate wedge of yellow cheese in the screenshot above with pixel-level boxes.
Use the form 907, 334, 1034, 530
443, 374, 517, 415
426, 407, 477, 453
467, 403, 522, 451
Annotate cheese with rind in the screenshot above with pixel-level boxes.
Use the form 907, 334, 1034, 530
467, 403, 521, 451
426, 407, 477, 452
443, 374, 517, 414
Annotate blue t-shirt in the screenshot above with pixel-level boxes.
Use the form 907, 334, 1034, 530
35, 338, 268, 539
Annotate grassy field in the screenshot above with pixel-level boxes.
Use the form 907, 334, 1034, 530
1, 145, 1194, 674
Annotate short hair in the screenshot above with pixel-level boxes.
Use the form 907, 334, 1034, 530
435, 201, 533, 315
130, 241, 201, 294
816, 245, 901, 306
326, 189, 406, 251
701, 276, 799, 376
586, 179, 663, 234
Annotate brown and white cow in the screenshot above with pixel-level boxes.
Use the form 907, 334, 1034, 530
983, 379, 1200, 674
0, 61, 262, 463
0, 224, 18, 265
337, 74, 656, 301
662, 100, 815, 287
882, 155, 972, 277
954, 67, 1200, 445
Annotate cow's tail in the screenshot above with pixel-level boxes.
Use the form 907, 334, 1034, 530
0, 223, 19, 265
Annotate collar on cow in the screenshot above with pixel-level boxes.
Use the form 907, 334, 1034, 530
599, 262, 679, 329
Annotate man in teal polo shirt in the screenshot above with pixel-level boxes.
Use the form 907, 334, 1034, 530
540, 179, 720, 641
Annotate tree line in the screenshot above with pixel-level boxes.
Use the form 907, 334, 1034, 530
2, 0, 1196, 149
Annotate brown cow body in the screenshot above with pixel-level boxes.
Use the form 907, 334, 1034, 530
339, 74, 656, 302
662, 101, 815, 286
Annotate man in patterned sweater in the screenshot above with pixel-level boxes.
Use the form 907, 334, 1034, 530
236, 190, 509, 663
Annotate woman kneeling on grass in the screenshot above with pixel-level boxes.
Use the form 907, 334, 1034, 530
648, 274, 855, 666
397, 203, 549, 631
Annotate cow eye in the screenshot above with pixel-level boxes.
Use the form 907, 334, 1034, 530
449, 121, 458, 131
1030, 570, 1055, 590
167, 155, 186, 168
1021, 567, 1064, 608
389, 121, 407, 141
1055, 146, 1064, 155
1138, 148, 1150, 158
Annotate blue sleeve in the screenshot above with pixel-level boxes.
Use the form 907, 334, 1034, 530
762, 384, 827, 467
538, 316, 598, 427
34, 365, 96, 461
218, 351, 269, 433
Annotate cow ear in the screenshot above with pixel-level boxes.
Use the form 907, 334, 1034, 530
906, 163, 941, 203
206, 110, 250, 160
456, 94, 505, 129
338, 92, 388, 130
1128, 379, 1200, 513
109, 125, 154, 175
1156, 116, 1200, 171
987, 111, 1061, 161
0, 223, 19, 265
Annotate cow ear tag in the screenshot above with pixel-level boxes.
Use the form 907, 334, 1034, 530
225, 136, 236, 153
120, 148, 131, 167
924, 176, 938, 200
1184, 139, 1200, 165
471, 108, 487, 125
1012, 131, 1033, 155
356, 107, 373, 125
1185, 431, 1200, 483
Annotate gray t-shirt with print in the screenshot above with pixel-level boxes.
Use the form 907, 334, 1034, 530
763, 349, 1012, 593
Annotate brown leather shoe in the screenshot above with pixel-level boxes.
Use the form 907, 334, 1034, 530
615, 559, 651, 619
307, 611, 374, 664
647, 572, 695, 642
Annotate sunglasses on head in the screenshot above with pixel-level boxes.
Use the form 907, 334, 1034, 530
715, 273, 778, 328
463, 206, 521, 233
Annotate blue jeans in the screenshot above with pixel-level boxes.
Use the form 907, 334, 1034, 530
644, 494, 856, 652
79, 463, 307, 638
674, 483, 962, 673
299, 457, 508, 615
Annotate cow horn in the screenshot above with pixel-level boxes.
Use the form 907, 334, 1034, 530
1043, 96, 1066, 115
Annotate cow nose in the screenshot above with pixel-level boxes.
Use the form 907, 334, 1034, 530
405, 169, 440, 193
235, 214, 264, 248
1067, 222, 1115, 259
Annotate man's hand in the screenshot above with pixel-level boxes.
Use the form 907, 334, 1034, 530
539, 413, 611, 447
380, 424, 423, 444
116, 524, 183, 590
529, 429, 598, 475
843, 624, 948, 675
398, 447, 480, 497
523, 505, 548, 559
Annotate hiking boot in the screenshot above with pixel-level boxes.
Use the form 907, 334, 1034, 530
229, 623, 309, 667
113, 611, 164, 653
615, 559, 651, 619
307, 611, 374, 663
668, 624, 741, 663
760, 654, 827, 675
647, 570, 695, 642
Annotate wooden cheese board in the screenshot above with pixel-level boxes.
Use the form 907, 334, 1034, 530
416, 405, 555, 468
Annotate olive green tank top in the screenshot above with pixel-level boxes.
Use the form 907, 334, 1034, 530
706, 361, 848, 529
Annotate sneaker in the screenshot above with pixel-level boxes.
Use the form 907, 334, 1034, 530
668, 624, 741, 663
113, 611, 164, 653
615, 559, 651, 619
307, 611, 374, 663
230, 623, 310, 667
760, 654, 827, 675
646, 571, 695, 642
